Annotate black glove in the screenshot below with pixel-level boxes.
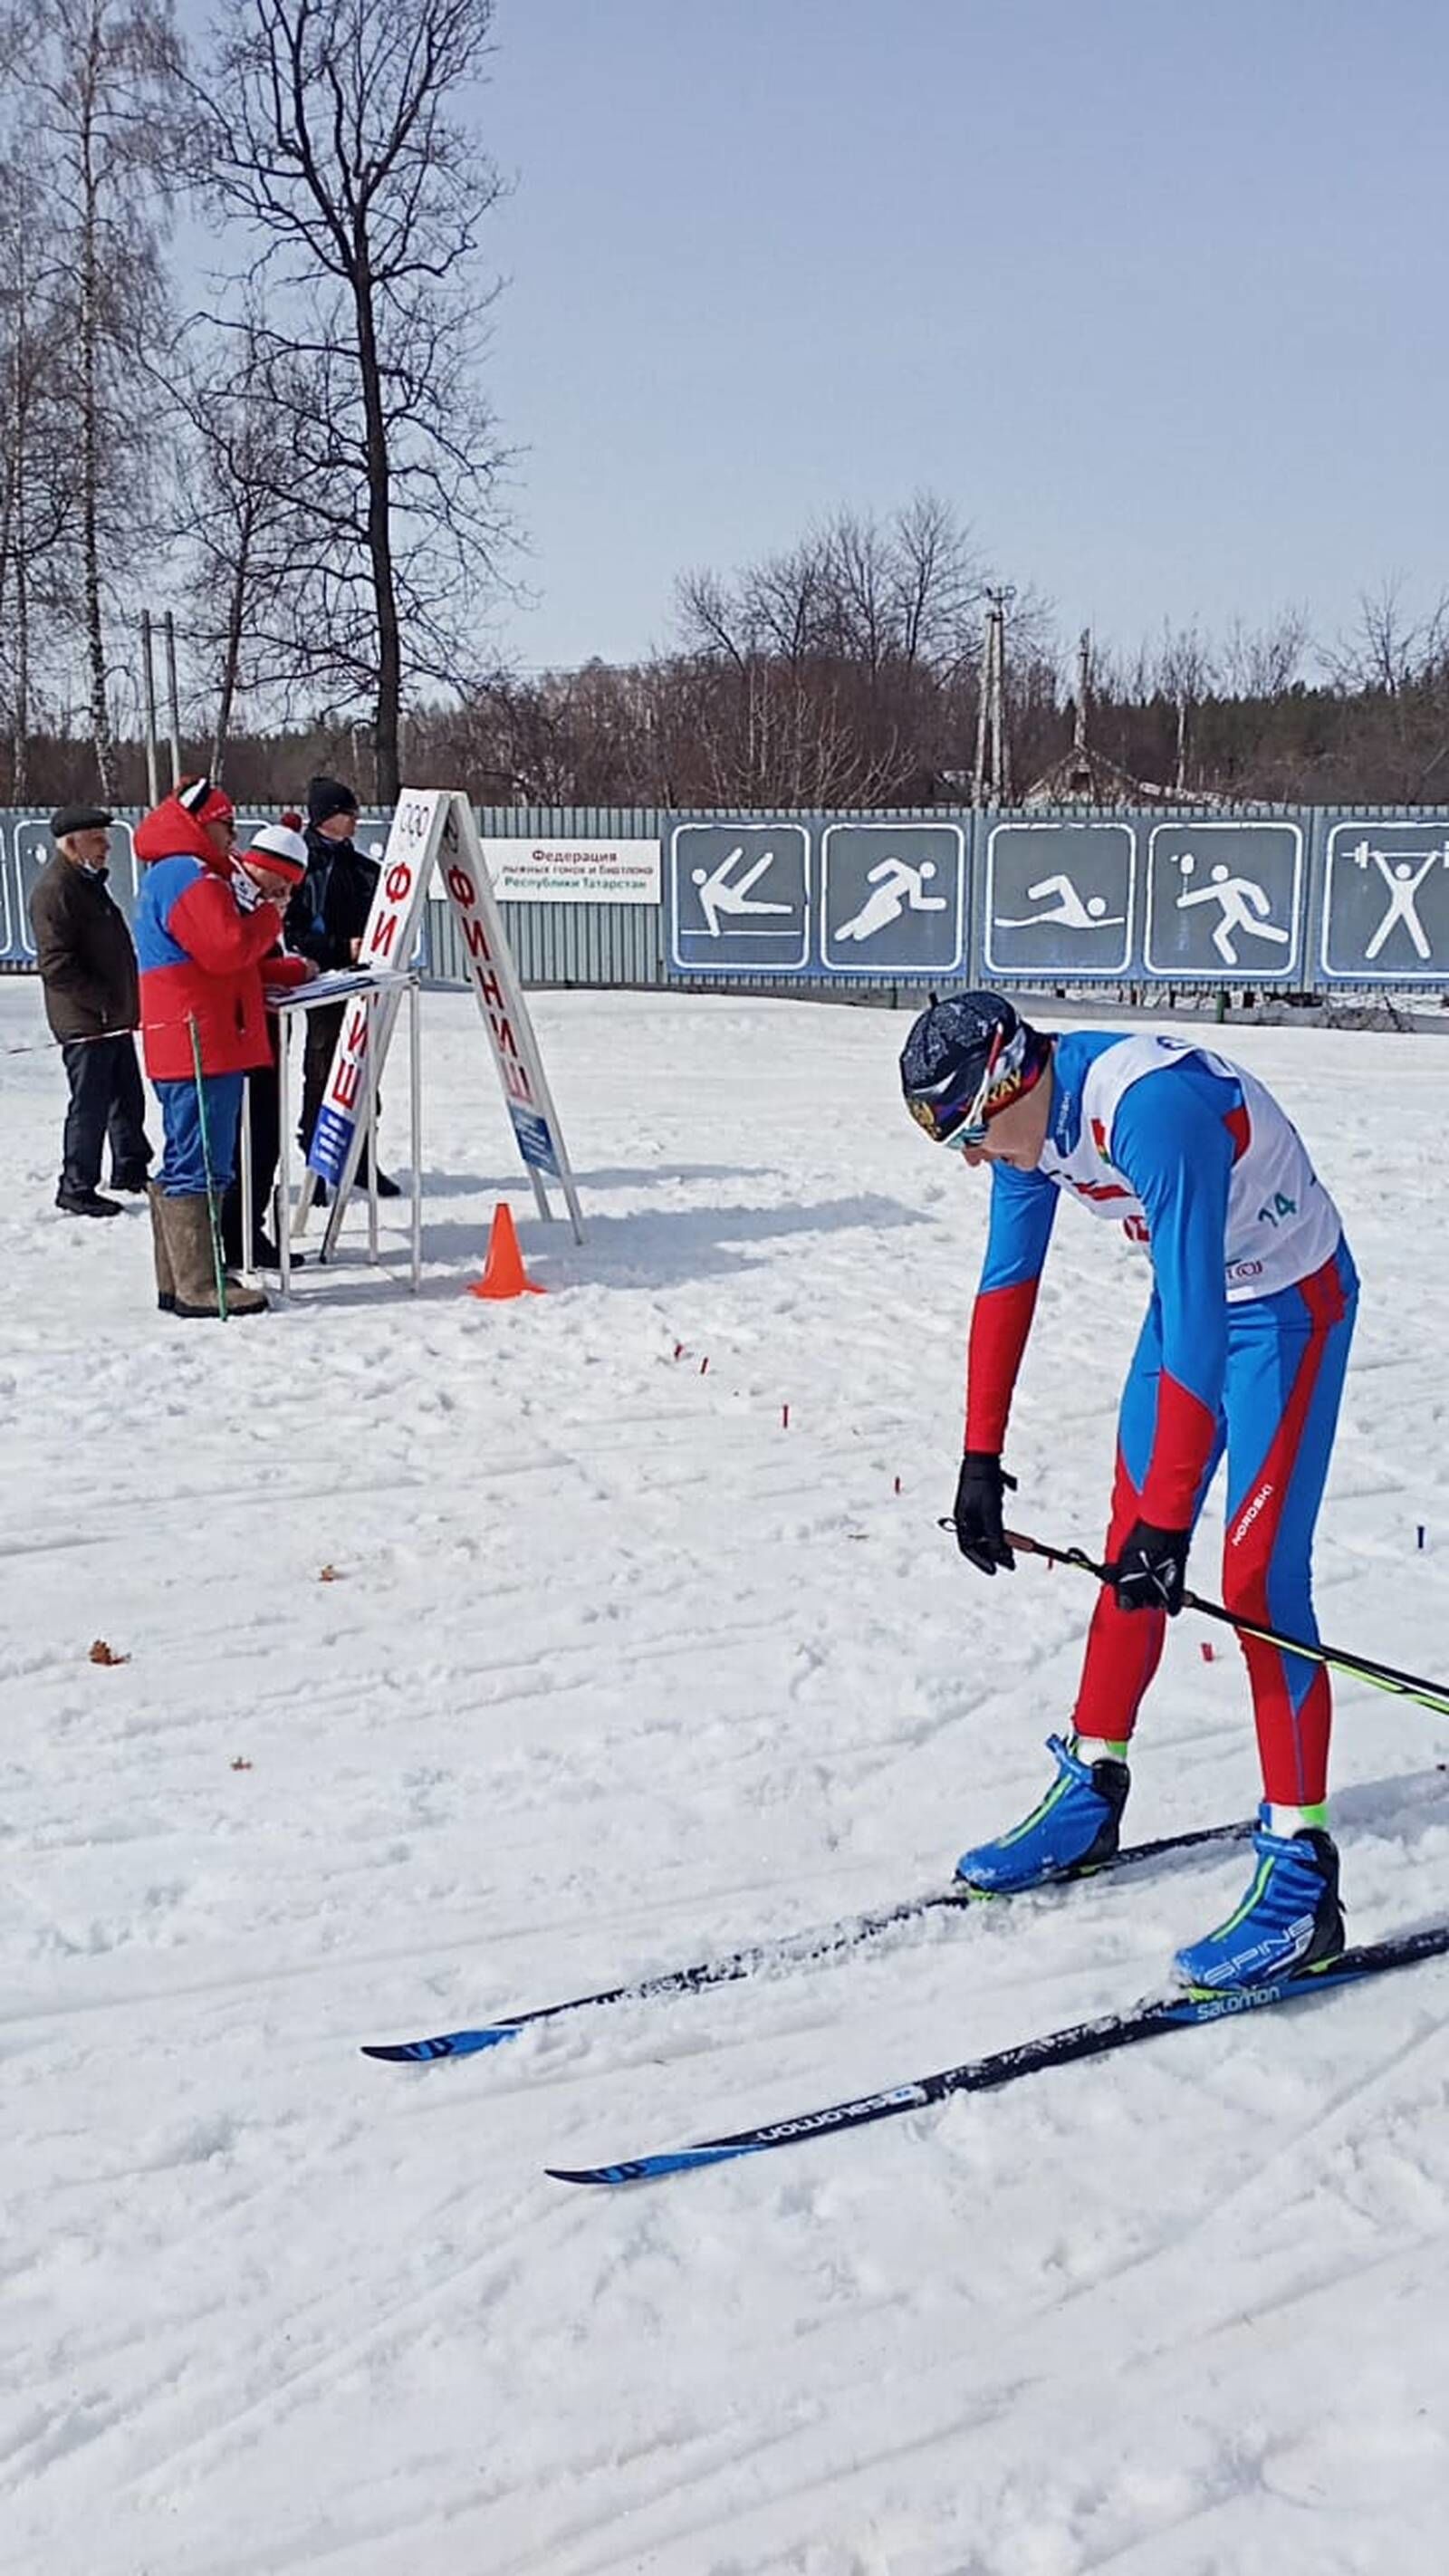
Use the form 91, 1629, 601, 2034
953, 1452, 1017, 1577
1109, 1520, 1189, 1616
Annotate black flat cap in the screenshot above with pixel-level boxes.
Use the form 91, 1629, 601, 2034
51, 803, 114, 838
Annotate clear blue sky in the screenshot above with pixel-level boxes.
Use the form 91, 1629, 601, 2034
475, 0, 1448, 675
173, 2, 1446, 678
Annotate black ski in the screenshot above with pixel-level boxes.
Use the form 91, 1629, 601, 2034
546, 1922, 1449, 2186
361, 1815, 1251, 2064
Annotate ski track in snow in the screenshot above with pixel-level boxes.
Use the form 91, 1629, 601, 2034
3, 979, 1448, 2576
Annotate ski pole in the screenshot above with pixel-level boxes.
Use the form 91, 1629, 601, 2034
187, 1013, 229, 1322
1005, 1526, 1449, 1723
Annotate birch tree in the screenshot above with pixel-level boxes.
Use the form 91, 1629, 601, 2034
0, 176, 79, 796
5, 0, 184, 796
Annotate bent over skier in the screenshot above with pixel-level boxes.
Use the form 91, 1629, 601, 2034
899, 993, 1358, 1992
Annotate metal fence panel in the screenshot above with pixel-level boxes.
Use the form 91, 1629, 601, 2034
5, 803, 1449, 993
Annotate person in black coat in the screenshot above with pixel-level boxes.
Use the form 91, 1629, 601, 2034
285, 775, 398, 1195
29, 803, 153, 1216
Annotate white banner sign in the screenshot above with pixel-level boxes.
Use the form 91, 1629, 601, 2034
312, 790, 585, 1248
480, 835, 660, 905
310, 797, 437, 1187
442, 802, 584, 1237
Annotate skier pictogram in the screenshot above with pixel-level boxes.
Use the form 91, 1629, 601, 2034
834, 856, 948, 944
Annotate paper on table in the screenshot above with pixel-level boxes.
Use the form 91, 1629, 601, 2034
263, 966, 379, 1007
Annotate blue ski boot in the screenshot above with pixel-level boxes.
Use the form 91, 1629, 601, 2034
954, 1734, 1130, 1893
1174, 1819, 1343, 1991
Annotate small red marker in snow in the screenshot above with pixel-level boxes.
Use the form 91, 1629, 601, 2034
1201, 1641, 1215, 1663
782, 1403, 790, 1429
699, 1355, 709, 1376
893, 1475, 902, 1495
673, 1341, 684, 1360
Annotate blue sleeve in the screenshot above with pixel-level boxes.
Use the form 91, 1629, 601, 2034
964, 1164, 1058, 1452
1108, 1060, 1236, 1522
979, 1162, 1058, 1292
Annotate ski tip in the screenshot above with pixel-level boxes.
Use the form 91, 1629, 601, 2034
546, 2142, 750, 2187
360, 2024, 520, 2064
360, 2040, 455, 2063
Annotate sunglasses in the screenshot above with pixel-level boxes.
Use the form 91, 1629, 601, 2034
941, 1112, 992, 1154
909, 1024, 1010, 1150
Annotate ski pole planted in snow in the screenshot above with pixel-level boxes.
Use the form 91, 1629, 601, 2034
187, 1013, 229, 1322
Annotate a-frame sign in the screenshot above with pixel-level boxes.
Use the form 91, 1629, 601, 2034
308, 789, 585, 1253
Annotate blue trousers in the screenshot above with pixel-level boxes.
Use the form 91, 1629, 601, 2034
155, 1073, 245, 1197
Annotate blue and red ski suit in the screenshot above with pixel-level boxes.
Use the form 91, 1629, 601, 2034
965, 1032, 1358, 1808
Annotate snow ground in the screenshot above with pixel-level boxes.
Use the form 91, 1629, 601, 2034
3, 976, 1448, 2576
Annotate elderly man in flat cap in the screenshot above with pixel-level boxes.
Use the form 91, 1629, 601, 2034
28, 803, 152, 1217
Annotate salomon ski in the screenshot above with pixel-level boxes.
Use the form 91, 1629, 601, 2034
546, 1922, 1449, 2187
362, 1815, 1250, 2063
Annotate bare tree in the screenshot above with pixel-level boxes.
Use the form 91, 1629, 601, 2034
826, 494, 987, 671
673, 496, 1013, 801
1145, 620, 1216, 709
1220, 607, 1310, 701
197, 0, 516, 801
1322, 576, 1449, 697
4, 0, 184, 796
679, 497, 989, 677
163, 317, 331, 775
0, 174, 82, 796
679, 540, 831, 673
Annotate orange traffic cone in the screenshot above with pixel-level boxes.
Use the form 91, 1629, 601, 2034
466, 1201, 546, 1301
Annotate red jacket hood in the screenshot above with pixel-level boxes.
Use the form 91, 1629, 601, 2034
134, 795, 227, 870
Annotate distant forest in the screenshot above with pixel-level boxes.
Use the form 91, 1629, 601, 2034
12, 505, 1449, 819
13, 553, 1449, 819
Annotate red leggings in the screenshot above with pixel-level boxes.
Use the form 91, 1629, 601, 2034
1072, 1245, 1358, 1807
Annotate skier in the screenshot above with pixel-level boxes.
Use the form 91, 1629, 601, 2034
899, 991, 1358, 1991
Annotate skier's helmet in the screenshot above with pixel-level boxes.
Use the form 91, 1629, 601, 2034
899, 992, 1048, 1146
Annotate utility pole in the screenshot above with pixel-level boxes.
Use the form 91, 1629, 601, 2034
163, 610, 182, 787
972, 585, 1016, 803
139, 611, 160, 806
990, 590, 1013, 805
1074, 629, 1092, 756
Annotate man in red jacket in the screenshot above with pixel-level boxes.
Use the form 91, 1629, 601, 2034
134, 779, 312, 1318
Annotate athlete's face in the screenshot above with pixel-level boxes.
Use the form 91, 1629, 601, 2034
957, 1063, 1053, 1171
